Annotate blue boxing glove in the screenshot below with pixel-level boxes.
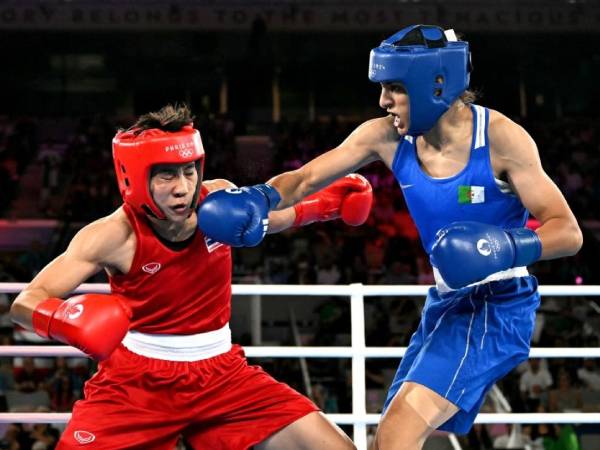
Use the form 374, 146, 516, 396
197, 184, 281, 247
430, 221, 542, 289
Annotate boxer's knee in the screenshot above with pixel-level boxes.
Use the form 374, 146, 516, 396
375, 382, 458, 450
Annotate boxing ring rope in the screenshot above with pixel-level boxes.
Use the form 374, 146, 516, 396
1, 282, 600, 450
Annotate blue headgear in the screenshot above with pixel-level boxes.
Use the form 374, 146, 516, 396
369, 25, 471, 135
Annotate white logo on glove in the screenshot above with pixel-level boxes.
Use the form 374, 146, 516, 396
225, 188, 242, 194
477, 239, 492, 256
74, 430, 96, 444
67, 304, 84, 320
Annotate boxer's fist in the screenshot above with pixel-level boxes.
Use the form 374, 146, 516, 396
293, 174, 373, 227
32, 294, 131, 360
197, 184, 281, 247
431, 221, 542, 289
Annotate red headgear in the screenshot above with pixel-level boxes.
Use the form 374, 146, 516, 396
112, 125, 205, 219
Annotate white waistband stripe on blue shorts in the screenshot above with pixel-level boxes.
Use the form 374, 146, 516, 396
433, 266, 529, 294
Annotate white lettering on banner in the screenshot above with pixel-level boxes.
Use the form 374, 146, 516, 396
0, 4, 597, 32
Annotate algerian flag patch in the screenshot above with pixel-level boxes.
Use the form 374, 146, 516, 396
458, 185, 485, 204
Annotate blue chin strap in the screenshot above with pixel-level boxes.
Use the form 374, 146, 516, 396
369, 25, 471, 135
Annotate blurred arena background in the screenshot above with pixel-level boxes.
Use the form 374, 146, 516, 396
0, 0, 599, 449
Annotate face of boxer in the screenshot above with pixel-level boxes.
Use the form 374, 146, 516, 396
150, 162, 199, 222
379, 82, 410, 135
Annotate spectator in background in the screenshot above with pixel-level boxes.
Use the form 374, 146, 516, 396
0, 349, 14, 412
0, 281, 14, 339
312, 300, 350, 346
8, 118, 38, 176
39, 151, 61, 217
28, 408, 60, 450
380, 260, 416, 285
547, 337, 571, 382
520, 359, 553, 412
14, 357, 45, 394
530, 405, 581, 450
548, 371, 583, 412
414, 255, 434, 285
0, 163, 17, 216
46, 357, 84, 412
577, 359, 600, 391
492, 423, 540, 450
291, 254, 316, 284
0, 424, 21, 450
316, 253, 342, 285
16, 241, 46, 281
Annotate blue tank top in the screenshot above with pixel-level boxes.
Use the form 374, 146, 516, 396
391, 104, 529, 254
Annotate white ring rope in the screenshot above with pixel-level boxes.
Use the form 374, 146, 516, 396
1, 412, 600, 425
1, 345, 600, 359
1, 282, 599, 443
2, 282, 600, 296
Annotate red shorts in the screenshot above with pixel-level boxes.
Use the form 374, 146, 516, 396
57, 345, 318, 449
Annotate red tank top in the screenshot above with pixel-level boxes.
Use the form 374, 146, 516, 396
109, 195, 232, 334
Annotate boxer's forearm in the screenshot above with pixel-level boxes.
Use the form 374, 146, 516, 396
266, 208, 296, 234
535, 217, 582, 260
267, 169, 311, 210
10, 288, 50, 329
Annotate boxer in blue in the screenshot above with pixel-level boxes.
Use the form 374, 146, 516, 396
197, 25, 583, 450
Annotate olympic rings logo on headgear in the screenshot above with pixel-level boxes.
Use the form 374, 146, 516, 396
179, 149, 194, 158
368, 24, 471, 135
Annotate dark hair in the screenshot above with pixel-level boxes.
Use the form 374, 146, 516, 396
130, 103, 194, 134
451, 29, 477, 104
460, 89, 480, 104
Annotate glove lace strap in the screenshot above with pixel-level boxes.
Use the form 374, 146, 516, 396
253, 184, 282, 210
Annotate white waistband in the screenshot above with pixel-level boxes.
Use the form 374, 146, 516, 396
433, 266, 529, 294
122, 323, 232, 362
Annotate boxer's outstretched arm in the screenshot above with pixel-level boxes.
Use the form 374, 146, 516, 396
199, 175, 374, 242
267, 118, 387, 210
268, 174, 373, 233
196, 119, 391, 247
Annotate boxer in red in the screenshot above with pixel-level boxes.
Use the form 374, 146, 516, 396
10, 104, 372, 449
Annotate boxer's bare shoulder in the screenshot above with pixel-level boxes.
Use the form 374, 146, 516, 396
69, 207, 136, 275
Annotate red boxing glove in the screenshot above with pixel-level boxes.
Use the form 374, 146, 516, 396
32, 294, 131, 361
293, 174, 373, 227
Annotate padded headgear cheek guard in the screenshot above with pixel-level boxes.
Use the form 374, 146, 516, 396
112, 125, 205, 219
369, 25, 471, 135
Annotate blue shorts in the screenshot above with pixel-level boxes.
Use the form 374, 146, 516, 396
383, 276, 540, 434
